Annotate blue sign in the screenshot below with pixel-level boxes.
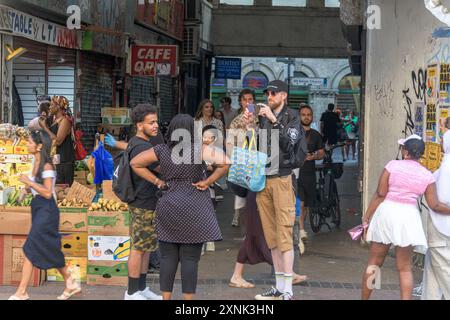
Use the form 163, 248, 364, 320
215, 57, 242, 80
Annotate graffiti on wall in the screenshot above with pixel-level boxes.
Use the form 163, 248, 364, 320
374, 81, 395, 119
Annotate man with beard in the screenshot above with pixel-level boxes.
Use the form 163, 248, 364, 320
244, 80, 304, 300
296, 104, 325, 255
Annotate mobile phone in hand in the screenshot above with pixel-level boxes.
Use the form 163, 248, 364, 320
247, 104, 255, 114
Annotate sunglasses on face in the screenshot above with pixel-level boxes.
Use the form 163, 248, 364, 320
265, 91, 277, 97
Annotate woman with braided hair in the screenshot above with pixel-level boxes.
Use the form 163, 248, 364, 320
39, 96, 75, 185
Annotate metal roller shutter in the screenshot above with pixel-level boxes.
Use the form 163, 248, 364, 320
79, 52, 114, 152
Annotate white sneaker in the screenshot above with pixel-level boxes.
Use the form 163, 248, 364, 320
300, 229, 308, 241
124, 291, 146, 300
206, 242, 215, 252
140, 287, 162, 300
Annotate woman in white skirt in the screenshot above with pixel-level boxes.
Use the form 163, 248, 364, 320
361, 135, 450, 300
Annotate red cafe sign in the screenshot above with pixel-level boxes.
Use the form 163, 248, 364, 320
130, 45, 178, 77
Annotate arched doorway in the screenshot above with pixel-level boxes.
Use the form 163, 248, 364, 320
336, 74, 361, 115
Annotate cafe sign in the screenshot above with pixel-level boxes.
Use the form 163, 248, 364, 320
130, 45, 178, 77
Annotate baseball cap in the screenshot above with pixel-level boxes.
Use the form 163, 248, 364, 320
264, 80, 289, 94
398, 134, 422, 145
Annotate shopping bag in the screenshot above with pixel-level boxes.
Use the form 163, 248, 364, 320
227, 130, 267, 192
92, 141, 114, 185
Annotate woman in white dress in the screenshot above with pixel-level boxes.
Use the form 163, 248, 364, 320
361, 135, 450, 300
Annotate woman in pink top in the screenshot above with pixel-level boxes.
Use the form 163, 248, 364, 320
361, 135, 450, 300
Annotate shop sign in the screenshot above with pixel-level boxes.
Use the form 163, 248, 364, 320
215, 58, 242, 80
0, 5, 80, 50
291, 77, 327, 88
130, 45, 178, 77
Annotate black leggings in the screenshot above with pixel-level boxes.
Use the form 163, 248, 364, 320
159, 241, 203, 294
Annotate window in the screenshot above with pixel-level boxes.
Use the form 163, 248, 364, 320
220, 0, 254, 5
243, 71, 268, 89
273, 0, 306, 6
325, 0, 340, 7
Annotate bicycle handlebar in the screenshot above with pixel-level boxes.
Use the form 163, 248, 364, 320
325, 143, 346, 152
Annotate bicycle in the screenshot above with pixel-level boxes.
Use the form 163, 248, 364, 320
309, 143, 345, 233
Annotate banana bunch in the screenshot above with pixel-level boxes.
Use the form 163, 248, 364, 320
18, 194, 33, 206
88, 198, 128, 212
6, 189, 32, 206
7, 188, 20, 206
57, 198, 89, 208
15, 127, 30, 140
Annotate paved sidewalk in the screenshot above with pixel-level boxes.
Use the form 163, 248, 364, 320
0, 159, 424, 300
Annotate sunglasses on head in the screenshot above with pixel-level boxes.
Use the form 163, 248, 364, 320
265, 91, 278, 97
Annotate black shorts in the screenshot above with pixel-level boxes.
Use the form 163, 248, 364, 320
297, 173, 317, 207
323, 135, 338, 146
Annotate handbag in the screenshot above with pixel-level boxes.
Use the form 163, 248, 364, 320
227, 129, 267, 192
347, 224, 368, 241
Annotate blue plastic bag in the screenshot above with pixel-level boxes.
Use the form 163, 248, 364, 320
295, 196, 302, 218
92, 141, 114, 184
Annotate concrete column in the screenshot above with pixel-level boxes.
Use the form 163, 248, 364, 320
307, 0, 325, 8
254, 0, 272, 7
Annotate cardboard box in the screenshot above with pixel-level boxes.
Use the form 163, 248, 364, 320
87, 211, 130, 236
0, 210, 31, 235
61, 233, 88, 257
0, 146, 14, 154
86, 261, 128, 287
0, 235, 45, 287
87, 235, 130, 261
66, 181, 96, 205
101, 108, 131, 125
59, 209, 88, 232
47, 257, 87, 282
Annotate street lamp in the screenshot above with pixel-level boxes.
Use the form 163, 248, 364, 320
276, 57, 296, 100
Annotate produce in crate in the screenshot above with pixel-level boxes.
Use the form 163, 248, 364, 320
57, 198, 90, 208
6, 189, 33, 206
88, 198, 128, 212
0, 124, 16, 140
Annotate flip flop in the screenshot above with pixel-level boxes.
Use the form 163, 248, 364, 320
293, 274, 309, 285
57, 287, 82, 300
8, 295, 30, 300
228, 279, 255, 289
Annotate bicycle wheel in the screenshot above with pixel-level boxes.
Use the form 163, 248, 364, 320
331, 181, 341, 227
309, 207, 322, 233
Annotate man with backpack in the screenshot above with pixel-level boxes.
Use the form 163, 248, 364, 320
244, 80, 307, 300
108, 104, 163, 300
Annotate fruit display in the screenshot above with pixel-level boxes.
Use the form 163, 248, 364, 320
6, 189, 33, 207
57, 198, 90, 208
88, 198, 128, 212
15, 127, 30, 140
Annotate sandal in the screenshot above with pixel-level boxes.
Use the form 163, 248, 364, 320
8, 294, 30, 300
229, 279, 255, 289
293, 274, 309, 285
57, 286, 82, 300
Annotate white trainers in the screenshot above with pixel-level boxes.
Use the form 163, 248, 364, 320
140, 287, 162, 300
124, 291, 146, 300
206, 242, 215, 252
300, 229, 308, 241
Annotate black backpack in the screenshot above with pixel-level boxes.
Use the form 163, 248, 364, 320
112, 141, 145, 203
